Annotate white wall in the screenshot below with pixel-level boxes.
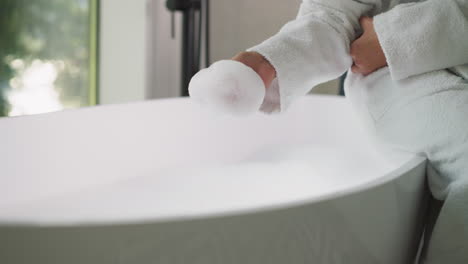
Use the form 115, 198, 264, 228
99, 0, 147, 104
147, 0, 182, 99
210, 0, 301, 61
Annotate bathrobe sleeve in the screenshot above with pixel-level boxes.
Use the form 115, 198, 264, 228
374, 0, 468, 81
248, 0, 388, 112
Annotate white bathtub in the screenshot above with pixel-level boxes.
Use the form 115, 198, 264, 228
0, 95, 427, 263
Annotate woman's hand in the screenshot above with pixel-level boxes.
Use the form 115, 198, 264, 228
351, 17, 387, 76
232, 51, 276, 88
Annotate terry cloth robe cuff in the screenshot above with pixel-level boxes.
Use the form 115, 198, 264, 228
248, 17, 352, 112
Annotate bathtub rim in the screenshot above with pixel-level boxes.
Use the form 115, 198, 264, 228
0, 155, 427, 227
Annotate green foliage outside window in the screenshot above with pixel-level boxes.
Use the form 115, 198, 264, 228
0, 0, 98, 117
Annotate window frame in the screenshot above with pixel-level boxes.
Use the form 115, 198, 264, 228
89, 0, 100, 106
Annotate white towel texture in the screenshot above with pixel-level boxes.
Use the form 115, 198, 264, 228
247, 0, 468, 263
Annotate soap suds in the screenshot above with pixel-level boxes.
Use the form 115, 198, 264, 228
0, 145, 393, 225
189, 60, 265, 116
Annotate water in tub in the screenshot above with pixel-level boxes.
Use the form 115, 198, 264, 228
1, 142, 398, 225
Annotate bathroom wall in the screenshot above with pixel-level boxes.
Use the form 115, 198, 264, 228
146, 0, 182, 99
99, 0, 148, 104
210, 0, 301, 62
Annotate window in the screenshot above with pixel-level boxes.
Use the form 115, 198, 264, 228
0, 0, 99, 117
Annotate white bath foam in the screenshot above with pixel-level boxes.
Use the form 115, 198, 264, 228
243, 144, 394, 185
188, 60, 266, 116
0, 144, 395, 226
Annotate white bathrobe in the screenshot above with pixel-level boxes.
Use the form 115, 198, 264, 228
248, 0, 468, 263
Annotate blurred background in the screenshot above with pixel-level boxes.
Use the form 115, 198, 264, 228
0, 0, 340, 118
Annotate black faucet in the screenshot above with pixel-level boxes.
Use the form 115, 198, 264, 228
166, 0, 210, 96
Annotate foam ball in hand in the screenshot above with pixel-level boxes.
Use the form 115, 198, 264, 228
188, 60, 266, 116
